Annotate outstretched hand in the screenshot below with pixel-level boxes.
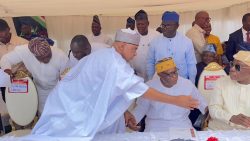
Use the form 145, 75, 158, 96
174, 95, 199, 110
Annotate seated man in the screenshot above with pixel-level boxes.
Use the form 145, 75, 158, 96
129, 58, 207, 132
208, 51, 250, 130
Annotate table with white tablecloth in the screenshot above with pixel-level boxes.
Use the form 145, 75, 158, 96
93, 130, 250, 141
1, 130, 250, 141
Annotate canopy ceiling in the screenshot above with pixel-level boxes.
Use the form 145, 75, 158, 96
0, 0, 250, 17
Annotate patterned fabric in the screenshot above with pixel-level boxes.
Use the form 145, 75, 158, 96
93, 15, 100, 25
155, 58, 176, 73
28, 37, 51, 57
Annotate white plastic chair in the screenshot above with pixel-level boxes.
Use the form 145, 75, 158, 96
198, 62, 227, 103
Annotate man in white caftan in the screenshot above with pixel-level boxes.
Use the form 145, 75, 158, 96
30, 29, 199, 140
0, 19, 29, 102
0, 19, 28, 72
209, 51, 250, 130
88, 15, 113, 46
130, 10, 159, 82
131, 58, 207, 132
0, 37, 68, 114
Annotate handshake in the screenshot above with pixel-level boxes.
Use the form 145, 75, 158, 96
124, 110, 141, 131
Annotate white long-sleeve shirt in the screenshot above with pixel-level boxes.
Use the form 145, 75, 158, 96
133, 76, 207, 132
0, 45, 68, 113
88, 34, 113, 46
0, 35, 28, 73
147, 32, 197, 84
209, 76, 250, 130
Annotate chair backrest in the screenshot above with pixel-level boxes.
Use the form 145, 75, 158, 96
5, 77, 38, 126
198, 62, 227, 103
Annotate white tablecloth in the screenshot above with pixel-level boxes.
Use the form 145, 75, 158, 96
1, 130, 250, 141
93, 130, 250, 141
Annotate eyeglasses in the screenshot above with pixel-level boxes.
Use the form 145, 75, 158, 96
160, 23, 177, 29
229, 61, 241, 71
160, 69, 178, 78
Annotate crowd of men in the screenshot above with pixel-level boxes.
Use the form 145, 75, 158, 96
0, 9, 250, 140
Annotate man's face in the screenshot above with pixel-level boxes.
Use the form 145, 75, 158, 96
120, 43, 138, 61
229, 60, 250, 82
0, 28, 11, 44
196, 12, 210, 29
136, 19, 149, 35
158, 67, 178, 87
202, 51, 216, 64
70, 42, 91, 60
161, 21, 179, 38
92, 23, 101, 36
243, 16, 250, 31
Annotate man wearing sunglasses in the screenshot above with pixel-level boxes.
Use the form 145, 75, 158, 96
209, 51, 250, 130
128, 58, 207, 132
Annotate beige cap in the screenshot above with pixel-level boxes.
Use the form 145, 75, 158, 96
115, 28, 140, 45
233, 51, 250, 66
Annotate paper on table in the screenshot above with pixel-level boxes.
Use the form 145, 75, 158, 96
0, 69, 11, 87
169, 128, 197, 141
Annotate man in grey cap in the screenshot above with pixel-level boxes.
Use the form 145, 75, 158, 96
30, 29, 199, 139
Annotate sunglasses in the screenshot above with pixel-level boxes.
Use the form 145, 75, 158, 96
160, 23, 177, 29
229, 62, 241, 71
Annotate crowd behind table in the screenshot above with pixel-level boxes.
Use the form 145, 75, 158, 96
0, 8, 250, 140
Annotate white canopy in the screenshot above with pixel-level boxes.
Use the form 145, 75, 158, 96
0, 0, 250, 17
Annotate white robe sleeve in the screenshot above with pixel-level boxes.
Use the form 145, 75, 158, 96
191, 84, 207, 114
0, 47, 23, 70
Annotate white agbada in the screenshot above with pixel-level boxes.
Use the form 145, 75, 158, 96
32, 48, 149, 138
91, 42, 111, 52
130, 29, 159, 82
0, 35, 28, 74
133, 76, 207, 132
0, 45, 68, 113
88, 34, 113, 46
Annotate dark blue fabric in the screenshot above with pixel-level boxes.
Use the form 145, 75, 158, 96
162, 11, 179, 23
226, 29, 243, 61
